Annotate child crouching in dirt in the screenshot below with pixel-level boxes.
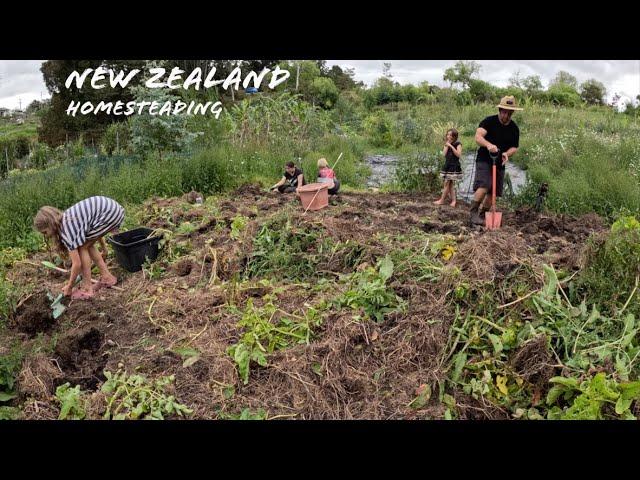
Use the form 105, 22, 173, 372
33, 196, 125, 300
270, 161, 305, 194
434, 129, 463, 207
317, 157, 340, 194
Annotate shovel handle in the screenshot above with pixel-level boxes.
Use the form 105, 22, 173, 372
492, 163, 497, 212
489, 152, 500, 212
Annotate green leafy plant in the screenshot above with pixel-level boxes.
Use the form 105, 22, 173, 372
230, 215, 249, 240
336, 255, 405, 323
0, 247, 27, 269
532, 265, 640, 379
442, 263, 640, 419
218, 407, 268, 420
388, 245, 444, 283
574, 216, 640, 318
408, 384, 432, 409
171, 346, 201, 368
175, 221, 197, 236
0, 274, 16, 323
142, 258, 166, 280
0, 406, 21, 420
55, 383, 87, 420
245, 213, 333, 280
0, 349, 23, 404
547, 373, 640, 420
227, 296, 320, 384
101, 370, 193, 420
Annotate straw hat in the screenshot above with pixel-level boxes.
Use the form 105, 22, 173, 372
497, 95, 523, 111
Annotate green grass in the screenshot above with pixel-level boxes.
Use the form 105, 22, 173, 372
0, 136, 368, 250
0, 120, 38, 140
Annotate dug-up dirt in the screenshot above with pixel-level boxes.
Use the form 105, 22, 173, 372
2, 185, 606, 420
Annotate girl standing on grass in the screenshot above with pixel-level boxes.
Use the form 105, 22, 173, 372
33, 196, 125, 300
434, 129, 463, 207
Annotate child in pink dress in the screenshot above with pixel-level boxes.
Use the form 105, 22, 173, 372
317, 158, 340, 194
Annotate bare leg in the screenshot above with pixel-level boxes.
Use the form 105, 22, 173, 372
434, 181, 448, 204
450, 182, 457, 207
473, 187, 488, 204
88, 243, 116, 285
77, 245, 94, 293
99, 237, 108, 260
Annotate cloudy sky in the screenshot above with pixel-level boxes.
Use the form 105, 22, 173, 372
326, 60, 640, 106
1, 60, 638, 110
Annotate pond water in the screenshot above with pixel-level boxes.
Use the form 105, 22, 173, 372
365, 152, 528, 200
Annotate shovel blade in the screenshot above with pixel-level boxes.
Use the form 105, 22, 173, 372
485, 211, 503, 230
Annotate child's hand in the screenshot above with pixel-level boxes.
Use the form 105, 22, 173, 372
62, 282, 73, 297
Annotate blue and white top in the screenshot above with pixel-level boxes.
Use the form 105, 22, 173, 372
60, 196, 125, 251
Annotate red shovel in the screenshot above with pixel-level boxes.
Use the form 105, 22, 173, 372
485, 153, 502, 230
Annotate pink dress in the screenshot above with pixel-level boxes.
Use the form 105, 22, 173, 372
318, 167, 336, 182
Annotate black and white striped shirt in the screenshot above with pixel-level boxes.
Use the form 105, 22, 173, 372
60, 196, 125, 251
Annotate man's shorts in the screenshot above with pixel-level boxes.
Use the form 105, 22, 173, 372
472, 161, 505, 197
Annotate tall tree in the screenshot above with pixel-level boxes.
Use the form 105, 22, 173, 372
550, 71, 578, 88
580, 78, 607, 105
522, 75, 543, 94
383, 62, 393, 79
316, 60, 329, 76
326, 65, 360, 90
443, 60, 481, 89
508, 70, 523, 88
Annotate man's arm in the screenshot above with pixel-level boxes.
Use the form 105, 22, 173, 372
502, 147, 518, 165
271, 176, 286, 190
475, 127, 498, 153
297, 173, 304, 187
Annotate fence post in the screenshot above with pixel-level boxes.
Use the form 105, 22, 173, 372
5, 147, 9, 174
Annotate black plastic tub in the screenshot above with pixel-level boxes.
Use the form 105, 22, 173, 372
107, 227, 162, 273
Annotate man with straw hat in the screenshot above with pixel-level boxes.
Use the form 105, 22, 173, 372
469, 95, 522, 226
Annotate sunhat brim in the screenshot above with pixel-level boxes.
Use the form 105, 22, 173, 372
497, 104, 523, 111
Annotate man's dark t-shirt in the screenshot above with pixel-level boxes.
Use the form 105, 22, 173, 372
477, 115, 519, 169
284, 167, 304, 187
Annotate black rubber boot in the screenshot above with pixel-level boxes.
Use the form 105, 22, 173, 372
469, 200, 485, 226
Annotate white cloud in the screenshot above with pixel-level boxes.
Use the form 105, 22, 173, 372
0, 60, 50, 109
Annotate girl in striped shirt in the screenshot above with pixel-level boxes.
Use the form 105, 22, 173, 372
34, 196, 125, 300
